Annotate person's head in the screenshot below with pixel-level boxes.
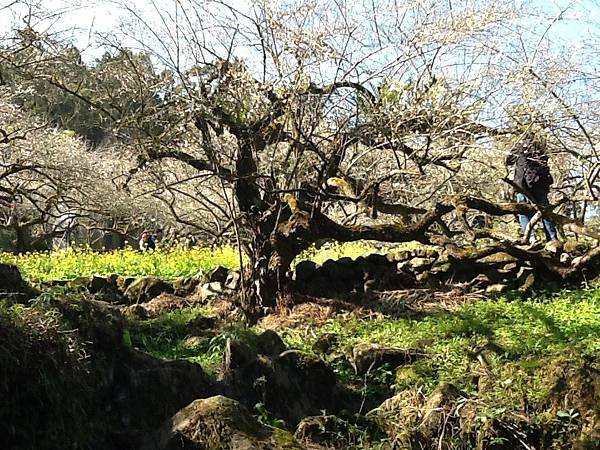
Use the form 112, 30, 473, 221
140, 230, 150, 241
155, 228, 163, 238
519, 132, 545, 154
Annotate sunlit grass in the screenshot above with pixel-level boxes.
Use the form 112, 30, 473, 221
2, 240, 432, 283
277, 288, 600, 405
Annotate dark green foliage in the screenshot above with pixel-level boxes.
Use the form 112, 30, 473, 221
128, 305, 247, 373
0, 300, 109, 450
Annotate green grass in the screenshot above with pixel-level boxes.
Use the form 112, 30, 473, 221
0, 247, 240, 282
126, 286, 600, 415
6, 276, 600, 448
126, 305, 251, 374
276, 288, 600, 407
120, 286, 600, 450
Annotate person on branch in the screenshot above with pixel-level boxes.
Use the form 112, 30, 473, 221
506, 133, 560, 244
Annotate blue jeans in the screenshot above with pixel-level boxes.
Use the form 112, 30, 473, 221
516, 189, 558, 241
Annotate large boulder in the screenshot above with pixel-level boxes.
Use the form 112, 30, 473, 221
52, 297, 124, 352
352, 343, 420, 375
124, 277, 174, 303
0, 264, 38, 302
111, 348, 215, 448
143, 293, 195, 316
377, 383, 468, 445
219, 331, 337, 426
143, 396, 304, 450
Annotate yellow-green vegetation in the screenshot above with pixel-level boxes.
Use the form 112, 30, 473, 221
294, 240, 428, 266
0, 247, 240, 282
2, 241, 427, 282
295, 241, 381, 265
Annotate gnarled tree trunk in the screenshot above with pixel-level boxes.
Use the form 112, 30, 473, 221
240, 204, 314, 318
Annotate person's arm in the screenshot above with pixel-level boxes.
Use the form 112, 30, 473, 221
506, 147, 518, 166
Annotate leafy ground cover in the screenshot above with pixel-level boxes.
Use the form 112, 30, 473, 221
282, 289, 600, 388
277, 288, 600, 447
0, 240, 428, 283
5, 244, 600, 447
120, 286, 600, 447
126, 304, 238, 373
0, 247, 240, 282
129, 287, 600, 404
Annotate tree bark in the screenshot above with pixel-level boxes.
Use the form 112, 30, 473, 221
240, 204, 314, 318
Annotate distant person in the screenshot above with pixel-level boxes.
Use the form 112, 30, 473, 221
150, 228, 163, 249
139, 230, 155, 251
184, 233, 197, 249
506, 133, 559, 243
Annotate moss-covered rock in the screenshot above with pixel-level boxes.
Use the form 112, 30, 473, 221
351, 343, 420, 375
376, 383, 468, 447
1, 295, 216, 450
143, 293, 194, 316
219, 331, 337, 426
145, 396, 304, 450
125, 277, 174, 303
0, 298, 110, 449
0, 263, 38, 302
172, 276, 200, 296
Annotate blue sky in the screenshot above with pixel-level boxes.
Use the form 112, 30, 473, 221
1, 0, 598, 66
533, 0, 599, 44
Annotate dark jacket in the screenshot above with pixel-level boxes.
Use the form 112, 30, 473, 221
506, 141, 553, 191
146, 235, 156, 250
